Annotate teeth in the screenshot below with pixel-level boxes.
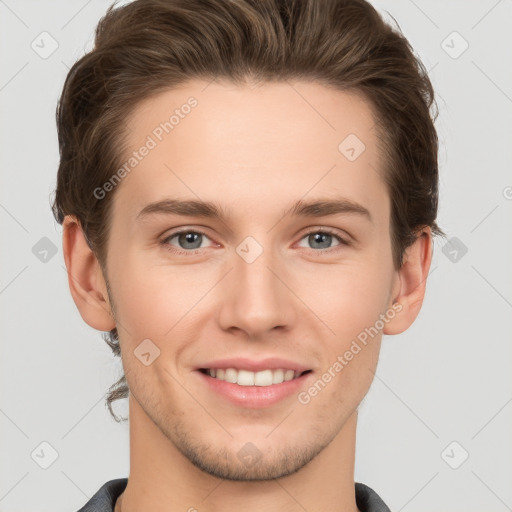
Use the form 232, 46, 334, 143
205, 368, 301, 386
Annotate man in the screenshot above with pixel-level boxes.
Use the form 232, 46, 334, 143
52, 0, 443, 511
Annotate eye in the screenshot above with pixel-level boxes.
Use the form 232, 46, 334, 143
296, 229, 350, 251
161, 229, 215, 254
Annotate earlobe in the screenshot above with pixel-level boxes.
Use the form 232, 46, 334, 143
62, 215, 116, 332
383, 227, 433, 336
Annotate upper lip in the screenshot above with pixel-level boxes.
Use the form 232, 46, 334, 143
196, 357, 311, 373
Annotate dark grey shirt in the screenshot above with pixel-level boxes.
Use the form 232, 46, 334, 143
76, 478, 392, 512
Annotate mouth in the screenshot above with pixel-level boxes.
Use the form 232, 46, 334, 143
198, 367, 313, 387
196, 366, 314, 408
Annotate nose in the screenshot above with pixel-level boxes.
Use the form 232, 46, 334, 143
215, 240, 297, 339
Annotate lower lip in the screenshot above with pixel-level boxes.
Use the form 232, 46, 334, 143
196, 370, 313, 408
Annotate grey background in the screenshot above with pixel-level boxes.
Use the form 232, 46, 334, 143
1, 0, 511, 511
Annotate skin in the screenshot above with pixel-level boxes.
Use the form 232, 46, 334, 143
62, 79, 432, 512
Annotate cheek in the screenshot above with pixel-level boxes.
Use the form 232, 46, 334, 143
309, 261, 392, 345
306, 277, 386, 412
109, 255, 183, 339
110, 255, 220, 345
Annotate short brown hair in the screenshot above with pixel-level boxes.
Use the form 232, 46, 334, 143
52, 0, 445, 421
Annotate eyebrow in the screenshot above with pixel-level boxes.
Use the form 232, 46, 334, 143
136, 197, 373, 225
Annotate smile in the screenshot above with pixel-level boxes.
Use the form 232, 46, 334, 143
199, 368, 312, 386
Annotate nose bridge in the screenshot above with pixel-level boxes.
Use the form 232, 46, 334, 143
217, 234, 294, 335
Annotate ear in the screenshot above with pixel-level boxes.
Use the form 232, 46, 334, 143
383, 226, 433, 335
62, 215, 116, 332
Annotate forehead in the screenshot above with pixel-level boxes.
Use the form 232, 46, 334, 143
113, 79, 388, 228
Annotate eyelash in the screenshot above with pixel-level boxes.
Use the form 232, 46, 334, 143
159, 227, 351, 257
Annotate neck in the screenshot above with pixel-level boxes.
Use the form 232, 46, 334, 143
117, 394, 360, 512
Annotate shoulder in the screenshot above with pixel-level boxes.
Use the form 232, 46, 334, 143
355, 482, 392, 512
75, 478, 128, 512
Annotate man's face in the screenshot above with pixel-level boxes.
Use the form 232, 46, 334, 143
102, 79, 399, 480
